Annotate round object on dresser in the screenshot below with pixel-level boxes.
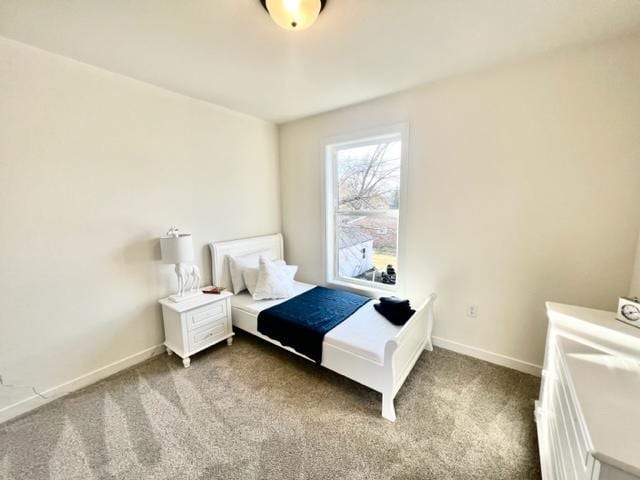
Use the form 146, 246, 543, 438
617, 297, 640, 328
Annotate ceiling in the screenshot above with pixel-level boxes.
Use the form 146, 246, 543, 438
1, 0, 640, 123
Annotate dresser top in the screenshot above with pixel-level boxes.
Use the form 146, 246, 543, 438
546, 302, 640, 344
547, 302, 640, 477
159, 289, 232, 313
558, 335, 640, 477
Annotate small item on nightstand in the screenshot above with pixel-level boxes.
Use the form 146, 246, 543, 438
203, 286, 225, 294
374, 296, 415, 326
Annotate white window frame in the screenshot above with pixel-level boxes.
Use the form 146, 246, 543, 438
323, 124, 409, 296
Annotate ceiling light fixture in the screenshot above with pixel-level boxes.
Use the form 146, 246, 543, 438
260, 0, 327, 31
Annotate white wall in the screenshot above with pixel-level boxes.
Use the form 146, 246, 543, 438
0, 37, 280, 419
279, 34, 640, 371
630, 233, 640, 298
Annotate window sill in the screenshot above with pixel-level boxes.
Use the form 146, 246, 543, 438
326, 279, 397, 299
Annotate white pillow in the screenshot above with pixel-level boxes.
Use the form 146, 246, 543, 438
243, 260, 285, 296
253, 256, 298, 300
228, 250, 270, 294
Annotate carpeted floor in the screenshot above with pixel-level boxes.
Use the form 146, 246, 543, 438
0, 333, 541, 480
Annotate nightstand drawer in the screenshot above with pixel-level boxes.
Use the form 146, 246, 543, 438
186, 301, 228, 331
188, 318, 228, 351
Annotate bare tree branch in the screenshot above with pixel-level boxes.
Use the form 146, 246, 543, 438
338, 143, 400, 210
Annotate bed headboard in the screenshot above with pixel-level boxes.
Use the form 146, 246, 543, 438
209, 233, 284, 290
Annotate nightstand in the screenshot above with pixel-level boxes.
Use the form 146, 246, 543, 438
159, 290, 234, 368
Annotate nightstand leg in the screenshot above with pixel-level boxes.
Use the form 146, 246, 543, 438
182, 357, 191, 368
166, 347, 173, 356
227, 337, 233, 346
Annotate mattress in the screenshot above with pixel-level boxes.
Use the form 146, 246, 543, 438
231, 282, 401, 363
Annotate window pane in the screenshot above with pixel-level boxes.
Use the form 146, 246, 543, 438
337, 212, 398, 286
337, 140, 401, 212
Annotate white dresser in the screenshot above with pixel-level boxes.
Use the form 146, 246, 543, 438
159, 290, 234, 368
537, 302, 640, 480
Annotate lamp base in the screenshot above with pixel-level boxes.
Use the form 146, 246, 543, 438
168, 291, 202, 303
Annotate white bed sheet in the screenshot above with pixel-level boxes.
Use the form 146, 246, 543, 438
231, 281, 315, 315
231, 282, 401, 363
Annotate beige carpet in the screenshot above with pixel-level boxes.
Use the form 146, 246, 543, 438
0, 332, 541, 479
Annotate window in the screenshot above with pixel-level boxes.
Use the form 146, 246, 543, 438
325, 127, 407, 291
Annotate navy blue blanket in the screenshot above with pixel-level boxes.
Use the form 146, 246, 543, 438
257, 286, 371, 363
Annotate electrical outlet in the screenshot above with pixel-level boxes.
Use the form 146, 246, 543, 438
467, 305, 479, 318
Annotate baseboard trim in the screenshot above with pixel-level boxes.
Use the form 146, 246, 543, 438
431, 336, 542, 377
0, 344, 165, 424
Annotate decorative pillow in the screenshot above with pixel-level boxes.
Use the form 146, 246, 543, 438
252, 256, 298, 300
228, 250, 270, 294
243, 260, 285, 296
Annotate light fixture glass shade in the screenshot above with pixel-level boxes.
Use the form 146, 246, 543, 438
160, 234, 194, 264
265, 0, 322, 31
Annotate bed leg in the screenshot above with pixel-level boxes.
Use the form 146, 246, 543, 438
424, 338, 434, 352
382, 393, 396, 422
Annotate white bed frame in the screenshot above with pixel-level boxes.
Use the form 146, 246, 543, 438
209, 233, 437, 421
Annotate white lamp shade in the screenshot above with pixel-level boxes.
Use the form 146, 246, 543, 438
160, 234, 194, 264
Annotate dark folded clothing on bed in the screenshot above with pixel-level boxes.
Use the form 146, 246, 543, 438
374, 296, 415, 326
257, 286, 370, 363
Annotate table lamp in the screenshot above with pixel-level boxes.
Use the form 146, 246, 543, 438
160, 227, 201, 302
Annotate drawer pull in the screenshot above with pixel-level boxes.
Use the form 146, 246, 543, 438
188, 320, 228, 351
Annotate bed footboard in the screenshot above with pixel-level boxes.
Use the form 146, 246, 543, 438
381, 293, 437, 421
